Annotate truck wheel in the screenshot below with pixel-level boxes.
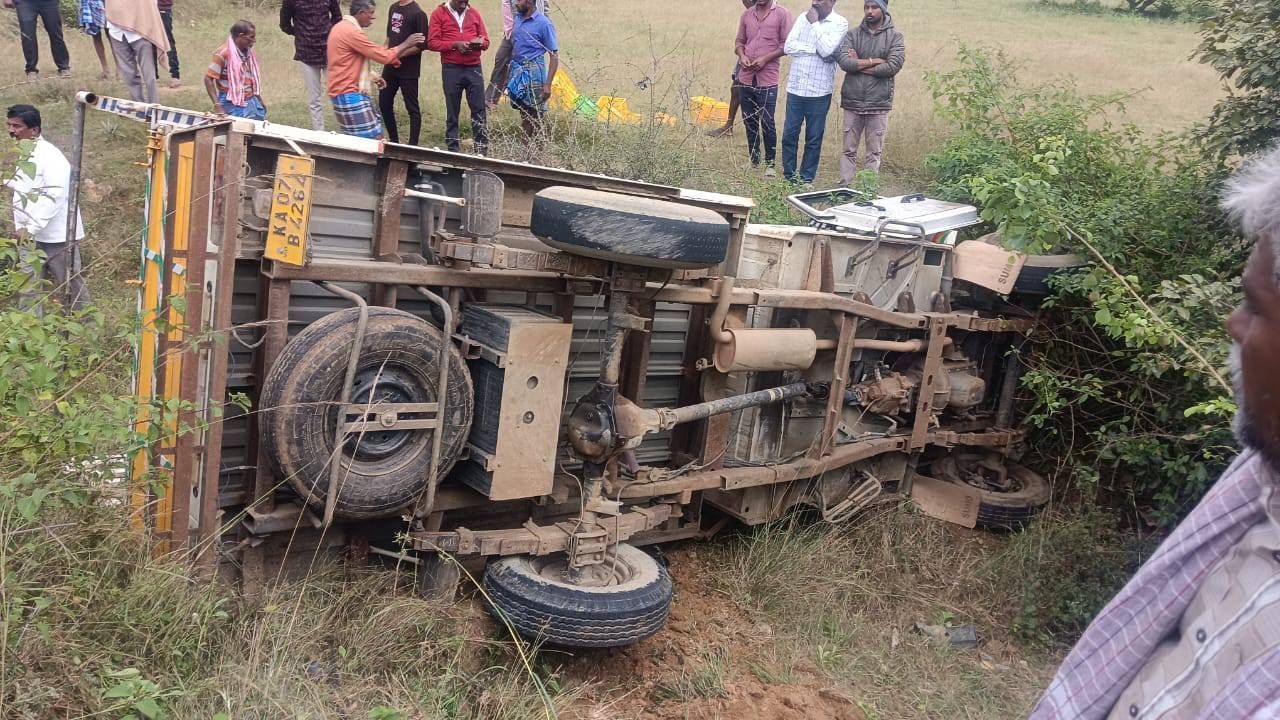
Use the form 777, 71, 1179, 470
531, 186, 731, 269
483, 543, 673, 648
260, 307, 473, 520
974, 463, 1051, 529
1013, 253, 1089, 295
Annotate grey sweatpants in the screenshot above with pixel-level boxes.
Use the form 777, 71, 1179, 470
300, 62, 327, 131
19, 241, 89, 316
110, 35, 158, 103
839, 110, 890, 183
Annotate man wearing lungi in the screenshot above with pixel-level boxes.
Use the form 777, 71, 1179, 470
326, 0, 425, 138
506, 0, 557, 137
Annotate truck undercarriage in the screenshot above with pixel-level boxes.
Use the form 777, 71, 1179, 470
84, 94, 1051, 648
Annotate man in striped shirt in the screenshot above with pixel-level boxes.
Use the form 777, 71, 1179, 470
781, 0, 847, 185
1031, 146, 1280, 720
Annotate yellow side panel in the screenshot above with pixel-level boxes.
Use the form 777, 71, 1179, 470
155, 140, 195, 548
131, 132, 167, 530
264, 154, 314, 266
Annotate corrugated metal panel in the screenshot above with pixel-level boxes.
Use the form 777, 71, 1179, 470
219, 264, 693, 505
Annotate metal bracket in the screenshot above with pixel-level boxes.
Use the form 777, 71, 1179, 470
566, 525, 610, 569
339, 402, 439, 433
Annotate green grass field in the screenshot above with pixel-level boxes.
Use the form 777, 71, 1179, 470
0, 1, 1219, 717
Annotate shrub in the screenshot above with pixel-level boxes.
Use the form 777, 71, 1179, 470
1194, 0, 1280, 160
926, 47, 1240, 525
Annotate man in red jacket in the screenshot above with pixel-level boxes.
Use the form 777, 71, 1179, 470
427, 0, 488, 154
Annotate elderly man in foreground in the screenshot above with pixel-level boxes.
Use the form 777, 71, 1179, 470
1031, 146, 1280, 719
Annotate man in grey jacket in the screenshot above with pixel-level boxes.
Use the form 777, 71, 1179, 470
835, 0, 904, 182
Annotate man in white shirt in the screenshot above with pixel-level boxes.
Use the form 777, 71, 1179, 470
781, 0, 847, 185
5, 105, 88, 314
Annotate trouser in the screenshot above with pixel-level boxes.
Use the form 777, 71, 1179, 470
300, 62, 327, 131
781, 92, 832, 184
840, 110, 890, 182
157, 8, 179, 79
485, 37, 513, 105
19, 241, 89, 317
740, 83, 778, 167
378, 72, 421, 145
110, 35, 158, 103
16, 0, 70, 74
443, 63, 488, 154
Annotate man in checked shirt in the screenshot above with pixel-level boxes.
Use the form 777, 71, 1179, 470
780, 0, 847, 186
1031, 145, 1280, 720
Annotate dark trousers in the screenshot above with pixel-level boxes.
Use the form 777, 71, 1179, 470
443, 63, 488, 154
781, 92, 832, 184
741, 83, 779, 167
157, 9, 179, 79
16, 0, 69, 73
485, 37, 513, 104
378, 72, 421, 145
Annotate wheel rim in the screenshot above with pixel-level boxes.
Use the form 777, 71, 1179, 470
531, 554, 637, 588
341, 365, 427, 461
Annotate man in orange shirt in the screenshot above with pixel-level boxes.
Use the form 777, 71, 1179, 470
326, 0, 424, 138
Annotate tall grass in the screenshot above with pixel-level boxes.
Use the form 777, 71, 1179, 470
709, 505, 1144, 719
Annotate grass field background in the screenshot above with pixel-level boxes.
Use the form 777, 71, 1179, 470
0, 0, 1221, 189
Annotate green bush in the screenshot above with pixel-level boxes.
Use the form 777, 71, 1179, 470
1194, 0, 1280, 160
926, 47, 1240, 525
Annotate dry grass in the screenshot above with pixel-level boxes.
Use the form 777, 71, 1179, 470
0, 0, 1219, 191
710, 505, 1075, 719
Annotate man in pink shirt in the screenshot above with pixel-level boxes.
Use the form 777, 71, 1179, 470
735, 0, 792, 176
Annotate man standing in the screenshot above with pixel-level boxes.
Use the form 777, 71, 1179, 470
378, 0, 426, 145
281, 0, 342, 131
834, 0, 903, 182
483, 0, 544, 108
204, 21, 265, 120
1030, 146, 1280, 720
506, 0, 557, 138
156, 0, 180, 88
12, 0, 71, 80
5, 105, 88, 315
104, 0, 169, 103
327, 0, 424, 139
781, 0, 847, 185
427, 0, 488, 153
734, 0, 792, 177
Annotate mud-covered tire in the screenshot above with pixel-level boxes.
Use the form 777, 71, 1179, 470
483, 544, 673, 648
975, 463, 1051, 529
260, 307, 473, 520
1013, 253, 1089, 295
530, 186, 731, 269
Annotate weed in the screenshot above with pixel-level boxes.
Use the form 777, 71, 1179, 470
652, 648, 729, 703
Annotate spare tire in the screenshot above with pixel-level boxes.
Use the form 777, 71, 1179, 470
260, 307, 473, 520
531, 186, 730, 269
483, 544, 672, 648
1013, 253, 1089, 295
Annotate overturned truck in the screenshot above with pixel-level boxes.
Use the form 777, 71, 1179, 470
101, 94, 1051, 648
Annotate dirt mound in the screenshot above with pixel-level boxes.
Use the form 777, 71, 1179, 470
555, 546, 865, 720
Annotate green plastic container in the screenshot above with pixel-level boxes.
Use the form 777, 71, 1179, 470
573, 95, 599, 120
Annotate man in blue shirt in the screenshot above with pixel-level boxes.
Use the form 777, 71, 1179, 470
506, 0, 558, 136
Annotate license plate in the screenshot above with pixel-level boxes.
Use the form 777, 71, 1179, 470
265, 154, 314, 266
